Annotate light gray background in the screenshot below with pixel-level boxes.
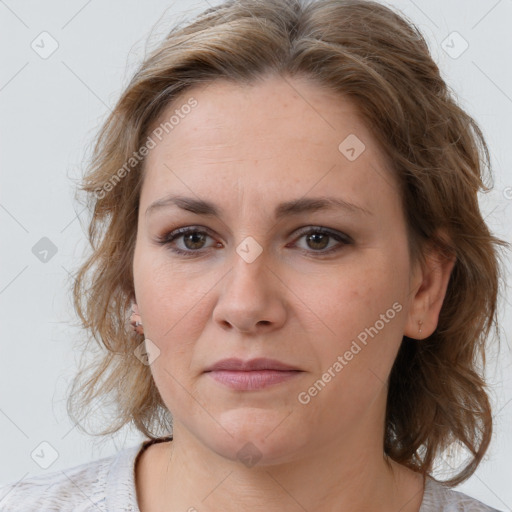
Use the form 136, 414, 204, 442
0, 0, 511, 509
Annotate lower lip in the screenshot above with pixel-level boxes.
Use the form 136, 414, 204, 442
206, 370, 302, 390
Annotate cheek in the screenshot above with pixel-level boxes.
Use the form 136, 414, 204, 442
297, 256, 404, 338
296, 251, 408, 382
293, 265, 407, 426
135, 256, 212, 413
132, 251, 208, 384
135, 248, 207, 329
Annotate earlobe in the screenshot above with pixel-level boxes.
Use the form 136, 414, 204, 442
404, 242, 456, 340
130, 302, 144, 334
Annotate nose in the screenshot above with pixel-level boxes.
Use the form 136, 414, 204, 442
212, 249, 287, 334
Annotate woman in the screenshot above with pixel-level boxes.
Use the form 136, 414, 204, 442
0, 0, 507, 510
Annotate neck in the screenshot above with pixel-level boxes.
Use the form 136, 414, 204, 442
144, 423, 424, 512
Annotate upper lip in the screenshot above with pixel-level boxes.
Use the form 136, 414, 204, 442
204, 357, 301, 372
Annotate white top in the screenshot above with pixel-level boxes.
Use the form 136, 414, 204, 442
0, 438, 502, 511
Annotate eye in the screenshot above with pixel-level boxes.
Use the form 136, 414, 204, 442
155, 226, 352, 257
290, 227, 353, 255
155, 226, 220, 256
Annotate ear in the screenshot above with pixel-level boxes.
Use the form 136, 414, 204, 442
404, 234, 456, 340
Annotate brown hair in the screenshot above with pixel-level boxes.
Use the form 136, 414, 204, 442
67, 0, 508, 486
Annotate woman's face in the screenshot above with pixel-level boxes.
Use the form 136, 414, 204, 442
133, 74, 423, 463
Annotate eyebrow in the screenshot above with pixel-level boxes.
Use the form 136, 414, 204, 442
145, 194, 372, 218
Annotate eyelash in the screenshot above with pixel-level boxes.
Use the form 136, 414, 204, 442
155, 226, 353, 258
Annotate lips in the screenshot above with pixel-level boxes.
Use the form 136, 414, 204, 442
204, 358, 303, 390
204, 357, 301, 372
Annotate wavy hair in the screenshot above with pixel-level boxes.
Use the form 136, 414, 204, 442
67, 0, 508, 486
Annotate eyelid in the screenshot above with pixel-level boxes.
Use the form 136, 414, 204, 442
154, 225, 219, 250
155, 225, 353, 256
287, 226, 353, 257
291, 226, 353, 244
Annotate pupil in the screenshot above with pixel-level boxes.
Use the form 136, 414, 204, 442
308, 233, 328, 250
185, 232, 205, 249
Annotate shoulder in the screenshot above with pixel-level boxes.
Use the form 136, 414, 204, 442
0, 442, 144, 512
421, 476, 504, 512
0, 453, 112, 512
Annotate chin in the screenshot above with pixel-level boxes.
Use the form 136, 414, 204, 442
200, 408, 307, 467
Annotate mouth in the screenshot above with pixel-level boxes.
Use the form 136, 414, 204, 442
204, 358, 303, 391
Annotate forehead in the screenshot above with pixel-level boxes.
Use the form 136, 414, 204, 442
141, 75, 398, 211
